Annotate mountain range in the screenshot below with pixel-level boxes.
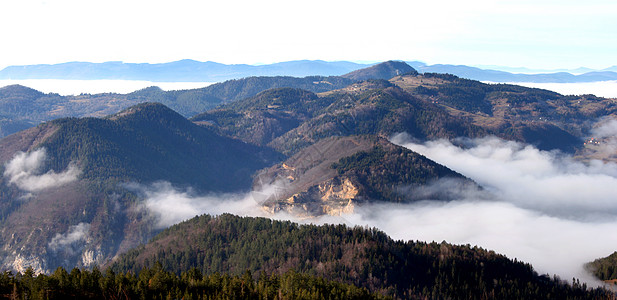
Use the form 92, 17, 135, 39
2, 59, 617, 83
0, 61, 615, 298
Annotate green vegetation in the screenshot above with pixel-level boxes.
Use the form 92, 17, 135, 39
0, 102, 282, 273
110, 214, 610, 299
393, 72, 602, 152
0, 74, 355, 137
41, 102, 279, 192
342, 60, 417, 81
587, 252, 617, 281
191, 88, 331, 146
268, 85, 485, 155
0, 266, 379, 299
332, 145, 464, 202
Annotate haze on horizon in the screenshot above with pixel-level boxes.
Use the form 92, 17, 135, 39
1, 0, 615, 71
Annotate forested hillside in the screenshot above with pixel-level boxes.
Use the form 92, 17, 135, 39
255, 136, 472, 216
0, 61, 616, 298
587, 252, 617, 282
0, 266, 380, 299
391, 72, 616, 152
110, 214, 610, 299
0, 103, 280, 274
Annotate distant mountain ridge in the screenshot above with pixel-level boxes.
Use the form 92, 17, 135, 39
1, 60, 617, 294
2, 59, 617, 83
0, 60, 371, 82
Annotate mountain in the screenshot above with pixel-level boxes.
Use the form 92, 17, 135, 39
1, 60, 617, 298
0, 60, 372, 82
4, 59, 617, 84
390, 72, 607, 152
193, 79, 485, 156
586, 252, 617, 282
255, 136, 473, 216
603, 66, 617, 72
149, 75, 355, 116
414, 63, 617, 83
109, 213, 608, 299
192, 70, 604, 156
1, 60, 613, 142
341, 60, 418, 81
0, 75, 355, 138
0, 103, 280, 273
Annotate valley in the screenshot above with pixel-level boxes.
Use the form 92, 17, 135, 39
0, 61, 616, 298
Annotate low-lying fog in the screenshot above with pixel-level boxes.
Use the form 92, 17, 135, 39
486, 80, 617, 98
127, 124, 617, 286
0, 79, 212, 95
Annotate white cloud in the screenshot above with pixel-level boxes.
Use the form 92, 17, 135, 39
592, 117, 617, 139
391, 134, 617, 219
3, 148, 80, 192
48, 222, 91, 255
129, 131, 617, 285
494, 81, 617, 98
127, 181, 267, 229
378, 133, 617, 284
345, 200, 617, 285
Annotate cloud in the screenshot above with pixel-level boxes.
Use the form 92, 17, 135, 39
382, 132, 617, 285
502, 81, 617, 99
130, 132, 617, 286
3, 148, 80, 192
586, 117, 617, 157
344, 200, 617, 285
591, 117, 617, 139
48, 223, 91, 256
126, 181, 267, 229
391, 133, 617, 220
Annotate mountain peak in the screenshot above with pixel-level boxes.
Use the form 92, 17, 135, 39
0, 84, 44, 99
342, 60, 417, 81
107, 102, 182, 121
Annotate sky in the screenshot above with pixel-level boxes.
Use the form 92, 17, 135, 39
1, 0, 616, 70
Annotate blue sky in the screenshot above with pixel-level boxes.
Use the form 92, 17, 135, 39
1, 0, 616, 70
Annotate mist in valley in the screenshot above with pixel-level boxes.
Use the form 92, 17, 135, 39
127, 120, 617, 286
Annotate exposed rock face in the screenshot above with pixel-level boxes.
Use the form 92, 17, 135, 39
264, 177, 358, 217
256, 136, 374, 217
6, 254, 47, 274
257, 135, 471, 217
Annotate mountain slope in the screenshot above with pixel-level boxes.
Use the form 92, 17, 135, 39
192, 79, 485, 156
255, 136, 472, 216
586, 252, 617, 282
342, 60, 417, 81
268, 81, 485, 154
191, 88, 332, 146
390, 73, 609, 152
110, 213, 608, 299
0, 103, 280, 274
0, 75, 354, 137
40, 102, 279, 190
0, 60, 371, 82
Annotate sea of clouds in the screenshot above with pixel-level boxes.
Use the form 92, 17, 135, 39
7, 120, 617, 286
128, 122, 617, 285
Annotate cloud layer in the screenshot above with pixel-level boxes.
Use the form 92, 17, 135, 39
386, 133, 617, 284
3, 148, 80, 192
127, 181, 264, 229
392, 134, 617, 220
132, 133, 617, 285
